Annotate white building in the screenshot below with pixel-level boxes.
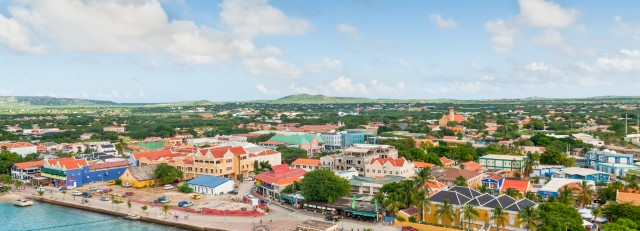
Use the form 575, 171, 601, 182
103, 126, 125, 133
187, 175, 235, 195
364, 157, 415, 178
0, 142, 38, 157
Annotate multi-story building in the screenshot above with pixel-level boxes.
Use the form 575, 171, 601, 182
11, 160, 45, 180
320, 144, 398, 175
364, 157, 414, 178
291, 158, 321, 171
554, 167, 610, 183
266, 134, 325, 155
103, 126, 126, 133
40, 158, 129, 187
0, 142, 38, 157
254, 164, 306, 198
478, 154, 526, 172
435, 168, 484, 188
586, 149, 634, 167
321, 131, 366, 151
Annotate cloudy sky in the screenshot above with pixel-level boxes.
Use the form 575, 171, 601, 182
1, 0, 640, 103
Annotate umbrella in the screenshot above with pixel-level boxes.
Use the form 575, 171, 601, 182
581, 213, 594, 219
594, 217, 607, 223
582, 219, 594, 227
578, 208, 591, 214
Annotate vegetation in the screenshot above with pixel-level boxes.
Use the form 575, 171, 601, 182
177, 182, 194, 193
575, 180, 595, 208
161, 204, 170, 219
537, 202, 583, 231
277, 146, 308, 164
462, 203, 479, 230
300, 169, 350, 203
153, 163, 183, 183
491, 206, 508, 231
517, 206, 540, 231
436, 199, 455, 228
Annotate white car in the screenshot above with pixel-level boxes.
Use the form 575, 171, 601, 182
71, 191, 82, 196
163, 184, 174, 190
244, 176, 254, 181
36, 187, 45, 192
122, 182, 132, 187
67, 185, 76, 190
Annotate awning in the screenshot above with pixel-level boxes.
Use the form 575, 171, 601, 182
41, 167, 66, 177
346, 210, 377, 218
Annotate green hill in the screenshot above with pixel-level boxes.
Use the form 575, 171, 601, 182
0, 96, 118, 107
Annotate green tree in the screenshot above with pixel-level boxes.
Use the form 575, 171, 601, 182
277, 146, 308, 164
603, 202, 640, 222
0, 151, 23, 174
127, 199, 132, 213
462, 203, 479, 230
505, 188, 521, 199
61, 190, 67, 199
177, 182, 194, 193
436, 199, 456, 228
383, 192, 404, 217
161, 204, 170, 219
538, 202, 583, 231
141, 205, 148, 215
112, 198, 123, 211
454, 176, 467, 186
491, 206, 508, 231
601, 218, 638, 231
153, 163, 183, 183
477, 184, 489, 194
517, 206, 539, 231
300, 169, 350, 203
558, 185, 575, 206
576, 180, 595, 208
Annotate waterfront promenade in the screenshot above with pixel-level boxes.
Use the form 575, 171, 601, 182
14, 188, 399, 231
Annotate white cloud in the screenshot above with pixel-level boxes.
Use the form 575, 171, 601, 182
484, 19, 518, 53
288, 77, 405, 97
138, 90, 146, 98
255, 84, 281, 95
219, 0, 312, 38
0, 0, 308, 73
397, 59, 414, 70
485, 0, 578, 53
518, 0, 578, 29
595, 49, 640, 72
467, 61, 494, 73
524, 62, 550, 72
613, 16, 640, 42
243, 56, 303, 78
428, 14, 458, 29
0, 88, 14, 95
336, 23, 361, 40
479, 75, 495, 81
307, 58, 342, 72
425, 81, 497, 94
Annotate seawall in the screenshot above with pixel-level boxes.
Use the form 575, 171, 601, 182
26, 195, 227, 231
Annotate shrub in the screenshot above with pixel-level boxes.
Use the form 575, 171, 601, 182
177, 182, 194, 193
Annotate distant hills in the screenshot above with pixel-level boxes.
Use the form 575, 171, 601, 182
0, 94, 639, 107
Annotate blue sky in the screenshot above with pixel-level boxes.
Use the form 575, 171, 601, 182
1, 0, 640, 103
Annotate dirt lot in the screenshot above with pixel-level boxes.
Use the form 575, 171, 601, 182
71, 181, 257, 210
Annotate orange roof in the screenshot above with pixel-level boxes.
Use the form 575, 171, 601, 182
37, 145, 47, 151
261, 141, 284, 145
439, 156, 455, 165
133, 149, 174, 160
369, 157, 407, 167
442, 136, 458, 140
461, 161, 483, 171
500, 179, 530, 193
291, 158, 320, 167
413, 161, 435, 168
617, 189, 640, 205
486, 175, 503, 181
47, 158, 88, 170
14, 160, 45, 169
274, 177, 302, 186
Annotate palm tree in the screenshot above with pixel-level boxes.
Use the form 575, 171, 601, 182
592, 207, 602, 221
161, 204, 170, 219
13, 180, 23, 191
414, 167, 433, 194
525, 192, 540, 202
576, 180, 595, 208
383, 192, 404, 217
505, 188, 521, 199
491, 206, 508, 231
517, 206, 539, 231
462, 203, 479, 230
61, 190, 67, 200
558, 185, 574, 206
522, 152, 537, 177
454, 176, 467, 186
477, 184, 489, 194
436, 199, 456, 228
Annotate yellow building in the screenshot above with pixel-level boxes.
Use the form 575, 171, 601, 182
119, 165, 158, 188
424, 186, 537, 231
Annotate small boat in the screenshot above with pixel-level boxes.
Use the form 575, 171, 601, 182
124, 214, 141, 220
12, 199, 33, 207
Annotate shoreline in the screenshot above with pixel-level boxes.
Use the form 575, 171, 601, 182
24, 194, 227, 231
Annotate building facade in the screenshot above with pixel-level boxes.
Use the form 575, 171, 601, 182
364, 157, 414, 178
320, 144, 398, 175
478, 154, 526, 172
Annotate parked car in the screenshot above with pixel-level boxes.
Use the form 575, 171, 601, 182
244, 176, 254, 181
100, 196, 110, 201
71, 191, 82, 196
122, 182, 132, 187
36, 187, 45, 192
97, 188, 113, 193
81, 192, 93, 198
154, 196, 171, 204
178, 201, 194, 207
191, 194, 201, 200
325, 215, 341, 222
163, 184, 174, 190
228, 190, 238, 195
87, 187, 97, 191
58, 186, 67, 191
402, 226, 419, 231
67, 185, 76, 190
123, 192, 134, 197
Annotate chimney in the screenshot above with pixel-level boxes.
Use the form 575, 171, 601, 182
449, 107, 454, 121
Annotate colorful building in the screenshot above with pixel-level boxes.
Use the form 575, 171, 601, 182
254, 164, 306, 198
119, 165, 158, 188
586, 149, 634, 167
11, 160, 45, 180
478, 154, 526, 172
291, 158, 321, 171
364, 157, 415, 178
266, 134, 325, 155
40, 158, 129, 187
554, 167, 610, 183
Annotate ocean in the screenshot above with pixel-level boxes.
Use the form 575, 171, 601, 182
0, 201, 185, 231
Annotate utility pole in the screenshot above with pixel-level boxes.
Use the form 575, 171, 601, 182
626, 114, 628, 135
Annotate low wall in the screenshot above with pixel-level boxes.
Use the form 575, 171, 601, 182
395, 220, 461, 231
27, 196, 226, 231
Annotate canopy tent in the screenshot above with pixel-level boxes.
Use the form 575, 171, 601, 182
346, 210, 377, 218
581, 213, 594, 219
594, 217, 608, 223
578, 208, 591, 214
582, 219, 594, 227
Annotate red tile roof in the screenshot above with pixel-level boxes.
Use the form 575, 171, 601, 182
46, 158, 88, 170
291, 158, 320, 167
461, 161, 483, 171
274, 177, 302, 186
500, 179, 530, 193
254, 164, 306, 185
486, 175, 503, 181
369, 157, 407, 167
0, 142, 35, 149
14, 160, 45, 169
439, 156, 455, 165
413, 161, 435, 168
440, 169, 482, 181
132, 149, 174, 160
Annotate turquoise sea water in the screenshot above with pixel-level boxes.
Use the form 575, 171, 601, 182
0, 201, 185, 231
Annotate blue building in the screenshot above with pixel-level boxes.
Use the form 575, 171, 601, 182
41, 158, 129, 187
586, 149, 634, 167
530, 165, 565, 178
480, 175, 504, 196
595, 163, 640, 178
321, 131, 365, 151
554, 167, 610, 183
